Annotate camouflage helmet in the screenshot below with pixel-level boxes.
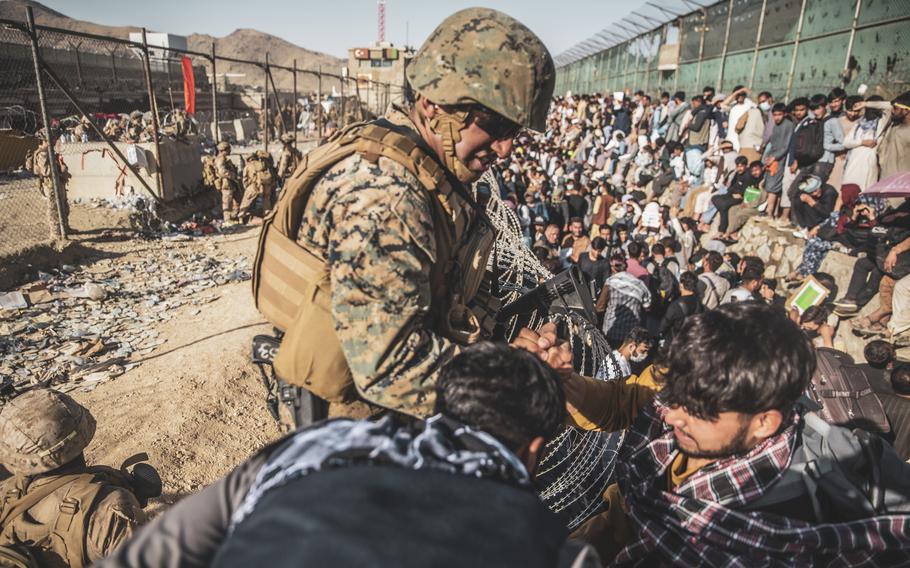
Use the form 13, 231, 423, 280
256, 149, 271, 160
280, 133, 294, 144
0, 388, 97, 476
130, 110, 143, 120
406, 8, 555, 132
216, 141, 231, 152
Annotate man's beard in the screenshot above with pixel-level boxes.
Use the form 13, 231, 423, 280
677, 422, 752, 460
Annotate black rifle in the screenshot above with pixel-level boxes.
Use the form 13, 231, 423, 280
497, 265, 598, 326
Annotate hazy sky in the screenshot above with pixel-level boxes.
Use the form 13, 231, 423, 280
37, 0, 650, 59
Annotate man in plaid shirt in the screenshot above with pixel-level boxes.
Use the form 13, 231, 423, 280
515, 303, 910, 566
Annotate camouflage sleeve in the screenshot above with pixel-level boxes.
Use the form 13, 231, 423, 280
85, 486, 146, 562
276, 153, 289, 179
304, 154, 460, 417
215, 156, 236, 181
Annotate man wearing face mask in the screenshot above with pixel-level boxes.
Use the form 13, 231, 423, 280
252, 8, 555, 419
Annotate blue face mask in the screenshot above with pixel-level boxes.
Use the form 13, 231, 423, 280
759, 101, 772, 112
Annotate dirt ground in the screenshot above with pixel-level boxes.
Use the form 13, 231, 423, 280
9, 221, 284, 514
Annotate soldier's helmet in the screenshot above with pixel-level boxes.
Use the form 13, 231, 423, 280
405, 7, 555, 132
280, 133, 294, 144
216, 141, 231, 153
130, 110, 143, 120
0, 388, 97, 476
256, 150, 271, 160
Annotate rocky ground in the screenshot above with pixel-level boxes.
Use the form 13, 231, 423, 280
1, 211, 282, 513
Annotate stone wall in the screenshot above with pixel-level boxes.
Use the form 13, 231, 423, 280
728, 217, 901, 363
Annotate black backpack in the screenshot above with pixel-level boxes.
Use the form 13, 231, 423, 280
745, 409, 910, 523
792, 119, 824, 167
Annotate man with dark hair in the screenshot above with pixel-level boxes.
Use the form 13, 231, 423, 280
659, 270, 703, 341
666, 91, 689, 143
624, 241, 650, 285
791, 174, 837, 232
866, 90, 910, 178
598, 255, 652, 347
723, 263, 763, 303
596, 327, 652, 382
518, 303, 910, 565
562, 216, 590, 263
697, 250, 730, 309
101, 343, 597, 567
686, 95, 712, 182
784, 96, 824, 221
710, 156, 753, 235
763, 101, 793, 220
893, 364, 910, 397
578, 237, 611, 294
864, 339, 895, 371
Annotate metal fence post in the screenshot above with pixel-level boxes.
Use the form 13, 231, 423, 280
211, 42, 219, 142
317, 66, 323, 139
292, 59, 298, 145
25, 6, 67, 239
694, 7, 707, 92
842, 0, 864, 88
784, 0, 808, 102
748, 0, 769, 89
264, 52, 270, 151
340, 77, 346, 127
717, 0, 734, 89
141, 28, 165, 199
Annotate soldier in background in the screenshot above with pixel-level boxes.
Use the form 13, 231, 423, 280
0, 389, 148, 568
214, 141, 241, 222
276, 133, 302, 185
25, 129, 70, 224
201, 153, 217, 190
239, 149, 277, 222
125, 111, 144, 143
103, 116, 124, 140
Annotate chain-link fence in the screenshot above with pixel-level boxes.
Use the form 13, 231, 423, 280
556, 0, 910, 101
0, 6, 400, 260
0, 17, 66, 257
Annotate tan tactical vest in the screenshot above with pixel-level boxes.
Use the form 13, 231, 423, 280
0, 468, 130, 568
252, 121, 496, 403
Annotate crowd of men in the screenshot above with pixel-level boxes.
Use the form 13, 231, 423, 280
4, 6, 910, 567
498, 86, 910, 349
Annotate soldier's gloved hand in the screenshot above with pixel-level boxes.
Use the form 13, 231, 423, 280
511, 323, 574, 379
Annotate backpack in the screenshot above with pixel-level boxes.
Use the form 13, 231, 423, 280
808, 348, 890, 435
792, 119, 824, 167
745, 409, 910, 522
0, 468, 135, 568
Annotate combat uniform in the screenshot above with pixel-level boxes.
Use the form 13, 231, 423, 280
202, 155, 216, 189
25, 135, 70, 222
254, 9, 554, 420
214, 144, 241, 220
0, 389, 147, 568
276, 138, 302, 181
238, 150, 276, 219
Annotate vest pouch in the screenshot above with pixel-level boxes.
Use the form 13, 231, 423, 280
272, 270, 355, 403
444, 302, 482, 345
455, 217, 496, 303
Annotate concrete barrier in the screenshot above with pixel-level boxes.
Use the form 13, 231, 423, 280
59, 135, 202, 202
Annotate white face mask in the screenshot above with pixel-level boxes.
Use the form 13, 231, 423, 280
630, 348, 648, 363
759, 101, 771, 112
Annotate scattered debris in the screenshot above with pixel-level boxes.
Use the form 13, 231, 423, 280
1, 231, 250, 395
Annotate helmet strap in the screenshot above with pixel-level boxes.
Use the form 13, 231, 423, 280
422, 102, 483, 184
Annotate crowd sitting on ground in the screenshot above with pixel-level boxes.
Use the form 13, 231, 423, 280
499, 86, 910, 350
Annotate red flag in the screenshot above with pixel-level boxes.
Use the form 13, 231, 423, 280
181, 56, 195, 115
